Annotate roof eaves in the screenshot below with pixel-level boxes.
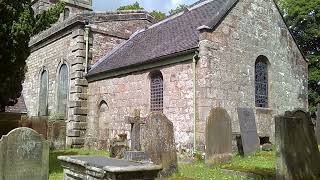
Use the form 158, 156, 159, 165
86, 48, 198, 82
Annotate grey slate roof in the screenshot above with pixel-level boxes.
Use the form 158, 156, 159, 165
87, 0, 238, 78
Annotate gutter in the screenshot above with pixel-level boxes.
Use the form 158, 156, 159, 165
192, 51, 199, 153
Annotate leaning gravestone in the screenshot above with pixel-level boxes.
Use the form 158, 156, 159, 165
275, 110, 320, 180
141, 113, 177, 177
205, 107, 232, 165
0, 127, 49, 180
237, 107, 260, 156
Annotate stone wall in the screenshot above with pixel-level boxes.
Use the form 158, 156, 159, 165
85, 61, 194, 150
196, 0, 308, 148
23, 12, 154, 148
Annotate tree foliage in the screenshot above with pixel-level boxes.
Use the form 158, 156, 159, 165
0, 0, 64, 111
117, 2, 144, 11
150, 10, 166, 21
279, 0, 320, 112
169, 4, 188, 15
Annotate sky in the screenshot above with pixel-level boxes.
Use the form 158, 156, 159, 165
92, 0, 198, 14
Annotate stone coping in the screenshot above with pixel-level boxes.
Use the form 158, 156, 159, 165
30, 11, 155, 48
58, 155, 162, 173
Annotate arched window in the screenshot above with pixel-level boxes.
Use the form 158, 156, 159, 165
150, 71, 163, 112
57, 64, 69, 117
255, 56, 269, 108
98, 100, 111, 149
63, 8, 70, 20
39, 70, 48, 116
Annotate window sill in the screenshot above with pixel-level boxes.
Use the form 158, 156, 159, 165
255, 107, 273, 113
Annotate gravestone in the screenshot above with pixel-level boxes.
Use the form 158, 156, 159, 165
275, 110, 320, 180
237, 107, 260, 156
124, 109, 149, 162
205, 107, 232, 165
0, 127, 49, 180
315, 104, 320, 144
142, 112, 177, 177
125, 109, 146, 151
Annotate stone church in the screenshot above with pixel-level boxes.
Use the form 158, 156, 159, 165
23, 0, 308, 151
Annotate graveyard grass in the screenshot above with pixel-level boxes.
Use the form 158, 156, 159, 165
49, 149, 275, 180
49, 149, 109, 180
170, 151, 275, 180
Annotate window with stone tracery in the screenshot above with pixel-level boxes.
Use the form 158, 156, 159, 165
255, 56, 269, 108
150, 71, 163, 112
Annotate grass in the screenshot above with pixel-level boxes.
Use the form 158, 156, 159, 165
49, 149, 109, 180
221, 151, 275, 176
49, 149, 275, 180
168, 161, 250, 180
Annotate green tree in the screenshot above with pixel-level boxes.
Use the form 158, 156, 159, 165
0, 0, 64, 111
279, 0, 320, 112
150, 10, 166, 21
117, 2, 144, 11
169, 4, 188, 15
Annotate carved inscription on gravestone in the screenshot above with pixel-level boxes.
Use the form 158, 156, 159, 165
237, 107, 260, 156
275, 110, 320, 180
141, 113, 177, 177
0, 127, 49, 180
205, 107, 232, 165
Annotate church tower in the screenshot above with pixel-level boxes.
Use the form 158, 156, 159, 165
32, 0, 92, 19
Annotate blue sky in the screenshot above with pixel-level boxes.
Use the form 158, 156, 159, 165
93, 0, 198, 14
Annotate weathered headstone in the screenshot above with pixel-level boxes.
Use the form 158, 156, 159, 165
0, 127, 49, 180
109, 134, 129, 159
237, 107, 260, 156
315, 104, 320, 144
205, 107, 232, 165
275, 110, 320, 180
142, 112, 177, 177
125, 109, 146, 151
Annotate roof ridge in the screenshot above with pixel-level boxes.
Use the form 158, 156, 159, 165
148, 0, 215, 30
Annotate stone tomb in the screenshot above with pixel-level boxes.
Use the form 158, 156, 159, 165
237, 107, 260, 156
58, 155, 162, 180
141, 112, 177, 177
275, 110, 320, 179
0, 127, 49, 180
205, 107, 232, 165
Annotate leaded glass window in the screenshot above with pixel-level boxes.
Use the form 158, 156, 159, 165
255, 56, 269, 108
150, 72, 163, 112
39, 70, 48, 116
57, 64, 69, 117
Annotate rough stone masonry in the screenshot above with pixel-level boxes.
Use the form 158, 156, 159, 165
23, 0, 308, 152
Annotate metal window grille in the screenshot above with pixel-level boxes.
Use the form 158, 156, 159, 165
150, 74, 163, 112
255, 60, 268, 108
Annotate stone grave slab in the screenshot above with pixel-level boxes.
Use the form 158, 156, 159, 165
58, 155, 162, 180
141, 112, 177, 177
275, 110, 320, 179
237, 107, 260, 156
0, 127, 49, 180
205, 107, 232, 165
